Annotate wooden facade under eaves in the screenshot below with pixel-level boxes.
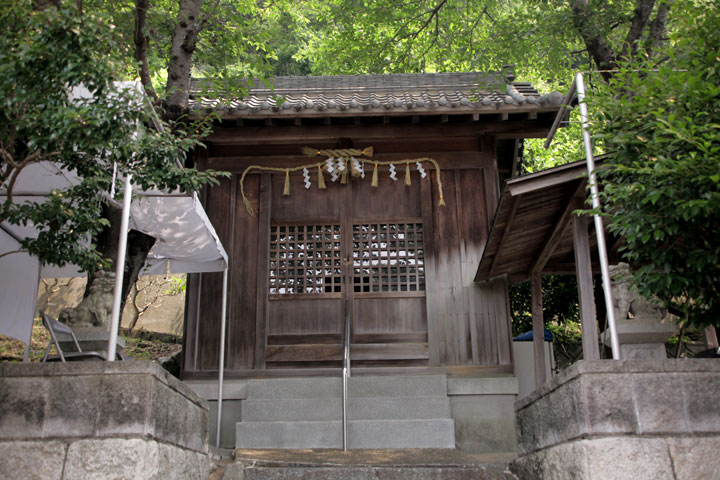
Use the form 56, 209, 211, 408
181, 70, 564, 380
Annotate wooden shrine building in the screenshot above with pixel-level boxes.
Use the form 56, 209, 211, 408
180, 70, 572, 450
182, 70, 564, 379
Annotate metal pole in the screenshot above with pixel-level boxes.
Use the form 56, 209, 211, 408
107, 174, 132, 361
215, 267, 228, 448
575, 72, 621, 360
342, 307, 351, 451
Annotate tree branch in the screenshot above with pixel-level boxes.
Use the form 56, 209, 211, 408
134, 0, 159, 103
645, 0, 673, 55
0, 249, 28, 259
570, 0, 617, 82
621, 0, 656, 60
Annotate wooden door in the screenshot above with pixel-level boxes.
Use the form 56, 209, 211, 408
261, 170, 429, 370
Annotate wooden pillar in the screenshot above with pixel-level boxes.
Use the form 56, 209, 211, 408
531, 272, 546, 387
572, 209, 600, 361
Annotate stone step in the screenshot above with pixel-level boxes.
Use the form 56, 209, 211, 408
226, 464, 516, 480
246, 375, 448, 399
236, 419, 456, 449
222, 450, 518, 480
242, 396, 452, 422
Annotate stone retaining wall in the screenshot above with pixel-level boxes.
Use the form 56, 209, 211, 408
511, 359, 720, 480
0, 361, 209, 479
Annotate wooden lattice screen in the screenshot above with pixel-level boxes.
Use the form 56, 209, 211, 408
352, 223, 425, 293
269, 224, 342, 294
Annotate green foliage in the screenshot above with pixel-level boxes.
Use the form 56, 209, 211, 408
0, 3, 226, 272
509, 275, 580, 336
299, 0, 586, 80
592, 1, 720, 326
164, 275, 187, 295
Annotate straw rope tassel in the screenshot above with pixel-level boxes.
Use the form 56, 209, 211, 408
340, 159, 348, 184
283, 170, 290, 196
405, 162, 411, 186
371, 162, 379, 187
317, 165, 326, 189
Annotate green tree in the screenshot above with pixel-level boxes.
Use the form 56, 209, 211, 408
593, 0, 720, 327
0, 4, 225, 314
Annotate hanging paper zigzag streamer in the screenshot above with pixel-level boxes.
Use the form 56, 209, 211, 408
350, 157, 364, 178
336, 158, 345, 172
388, 164, 397, 181
416, 161, 427, 179
327, 157, 339, 182
303, 168, 311, 189
359, 160, 366, 179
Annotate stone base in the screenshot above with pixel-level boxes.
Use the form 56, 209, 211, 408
0, 361, 209, 480
620, 342, 666, 359
512, 359, 720, 480
512, 436, 720, 480
0, 438, 209, 480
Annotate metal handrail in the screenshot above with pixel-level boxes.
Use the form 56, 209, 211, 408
342, 308, 351, 451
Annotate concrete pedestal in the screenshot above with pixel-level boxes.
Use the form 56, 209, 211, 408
602, 318, 677, 360
0, 361, 209, 479
512, 359, 720, 480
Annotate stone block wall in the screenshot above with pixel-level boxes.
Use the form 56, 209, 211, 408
0, 361, 209, 479
447, 376, 519, 453
512, 359, 720, 480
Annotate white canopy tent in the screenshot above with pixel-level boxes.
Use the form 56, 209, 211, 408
0, 160, 231, 446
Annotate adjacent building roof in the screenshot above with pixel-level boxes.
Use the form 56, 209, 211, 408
190, 70, 563, 118
475, 159, 619, 284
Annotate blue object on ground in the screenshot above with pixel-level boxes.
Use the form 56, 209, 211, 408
513, 329, 554, 341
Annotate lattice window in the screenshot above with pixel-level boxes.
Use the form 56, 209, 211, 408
352, 223, 425, 293
269, 224, 342, 294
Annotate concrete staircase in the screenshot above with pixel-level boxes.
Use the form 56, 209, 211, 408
235, 375, 455, 449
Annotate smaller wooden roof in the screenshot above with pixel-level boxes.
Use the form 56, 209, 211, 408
475, 159, 618, 284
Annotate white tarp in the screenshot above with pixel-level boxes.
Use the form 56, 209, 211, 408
0, 161, 228, 343
0, 228, 40, 347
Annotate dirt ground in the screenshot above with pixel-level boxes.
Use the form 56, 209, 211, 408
0, 316, 181, 363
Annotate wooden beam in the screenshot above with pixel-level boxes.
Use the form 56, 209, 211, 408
529, 182, 586, 275
531, 272, 547, 387
507, 169, 586, 197
572, 202, 600, 361
204, 121, 554, 146
487, 196, 520, 279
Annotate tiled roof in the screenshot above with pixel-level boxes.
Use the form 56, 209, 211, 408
189, 71, 563, 118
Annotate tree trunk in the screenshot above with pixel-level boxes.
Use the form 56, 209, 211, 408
164, 0, 205, 121
63, 203, 156, 330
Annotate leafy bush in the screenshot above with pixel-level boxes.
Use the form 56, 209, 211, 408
593, 1, 720, 326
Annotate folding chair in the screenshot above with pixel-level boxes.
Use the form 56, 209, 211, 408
39, 310, 126, 362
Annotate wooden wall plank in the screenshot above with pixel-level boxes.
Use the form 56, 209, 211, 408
420, 178, 441, 366
228, 174, 260, 369
254, 174, 271, 369
196, 175, 233, 370
353, 297, 426, 333
268, 298, 343, 334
